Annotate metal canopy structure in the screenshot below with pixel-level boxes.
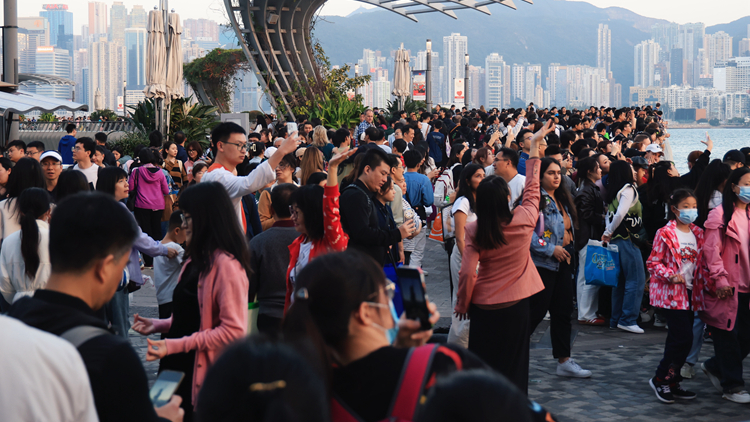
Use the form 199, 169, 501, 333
18, 74, 76, 87
0, 90, 87, 117
225, 0, 531, 119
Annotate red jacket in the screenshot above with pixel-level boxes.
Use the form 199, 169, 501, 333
284, 185, 348, 311
647, 220, 707, 311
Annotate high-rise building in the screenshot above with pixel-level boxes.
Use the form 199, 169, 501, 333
740, 39, 750, 57
511, 63, 525, 103
89, 40, 126, 110
183, 19, 220, 42
109, 2, 127, 44
74, 48, 88, 103
524, 64, 542, 105
634, 40, 661, 87
88, 2, 108, 38
651, 22, 680, 53
597, 24, 611, 75
442, 33, 467, 103
485, 53, 506, 109
548, 63, 560, 105
39, 4, 73, 53
467, 65, 484, 109
125, 28, 147, 90
416, 50, 440, 104
34, 47, 72, 100
502, 64, 511, 108
670, 48, 685, 86
703, 31, 733, 76
128, 5, 147, 29
714, 57, 750, 93
18, 17, 50, 74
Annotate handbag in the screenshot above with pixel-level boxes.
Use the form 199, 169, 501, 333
126, 167, 139, 211
584, 239, 620, 287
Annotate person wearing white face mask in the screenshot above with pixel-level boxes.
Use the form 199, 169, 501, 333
646, 189, 704, 404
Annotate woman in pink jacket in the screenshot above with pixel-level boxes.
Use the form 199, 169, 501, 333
129, 147, 169, 266
131, 182, 250, 418
454, 119, 554, 394
699, 167, 750, 404
646, 189, 706, 404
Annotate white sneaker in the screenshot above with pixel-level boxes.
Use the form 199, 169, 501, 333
680, 363, 695, 379
723, 390, 750, 404
617, 324, 644, 334
557, 358, 592, 378
701, 362, 724, 394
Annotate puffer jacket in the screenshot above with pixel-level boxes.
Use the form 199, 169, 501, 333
574, 179, 605, 251
531, 188, 574, 272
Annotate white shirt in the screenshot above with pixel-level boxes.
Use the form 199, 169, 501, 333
508, 173, 526, 208
0, 220, 50, 304
73, 163, 99, 189
378, 144, 392, 154
201, 160, 275, 229
484, 164, 495, 177
0, 198, 21, 243
675, 228, 698, 290
451, 196, 477, 227
153, 241, 184, 305
0, 315, 99, 422
709, 190, 722, 210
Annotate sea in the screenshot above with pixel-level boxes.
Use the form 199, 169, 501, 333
663, 128, 750, 175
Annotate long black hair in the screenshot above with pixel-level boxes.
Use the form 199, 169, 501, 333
5, 157, 44, 200
605, 160, 636, 205
55, 169, 90, 202
474, 175, 513, 249
576, 156, 599, 188
178, 182, 252, 279
694, 159, 731, 228
96, 167, 128, 196
290, 185, 324, 240
18, 188, 51, 279
447, 143, 467, 167
722, 167, 750, 232
455, 164, 483, 213
646, 161, 678, 205
539, 157, 578, 228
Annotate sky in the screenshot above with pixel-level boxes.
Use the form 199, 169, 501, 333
3, 0, 749, 35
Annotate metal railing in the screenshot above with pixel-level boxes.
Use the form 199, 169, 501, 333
19, 121, 137, 132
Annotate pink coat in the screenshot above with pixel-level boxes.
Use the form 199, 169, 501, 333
647, 220, 708, 311
154, 250, 249, 404
698, 206, 750, 331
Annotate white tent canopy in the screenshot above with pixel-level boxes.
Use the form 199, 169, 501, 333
144, 9, 167, 99
392, 44, 410, 108
166, 13, 183, 101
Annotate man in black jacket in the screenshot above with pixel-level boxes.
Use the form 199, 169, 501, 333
8, 193, 183, 422
340, 148, 414, 265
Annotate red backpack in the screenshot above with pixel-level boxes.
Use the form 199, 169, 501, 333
331, 344, 439, 422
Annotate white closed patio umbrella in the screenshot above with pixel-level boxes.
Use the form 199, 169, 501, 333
144, 9, 167, 100
166, 12, 183, 101
392, 44, 411, 110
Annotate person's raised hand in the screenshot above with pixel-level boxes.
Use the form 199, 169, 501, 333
701, 132, 713, 152
278, 131, 302, 156
166, 248, 178, 259
489, 130, 501, 146
131, 313, 155, 335
146, 338, 168, 361
398, 219, 416, 239
155, 395, 184, 422
529, 119, 555, 159
329, 147, 357, 168
394, 300, 440, 348
505, 126, 516, 147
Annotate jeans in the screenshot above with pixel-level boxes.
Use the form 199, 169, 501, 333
530, 261, 574, 359
655, 306, 694, 382
610, 238, 646, 327
686, 312, 704, 365
704, 292, 750, 392
106, 287, 130, 339
134, 207, 163, 266
576, 247, 600, 321
447, 245, 469, 348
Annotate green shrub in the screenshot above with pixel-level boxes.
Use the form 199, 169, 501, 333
107, 131, 149, 157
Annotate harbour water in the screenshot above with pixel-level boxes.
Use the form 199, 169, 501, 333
663, 128, 750, 174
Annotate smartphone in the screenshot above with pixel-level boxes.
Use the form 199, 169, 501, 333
395, 266, 432, 330
149, 370, 185, 407
286, 122, 298, 135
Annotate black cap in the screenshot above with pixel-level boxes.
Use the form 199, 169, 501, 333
724, 149, 746, 165
631, 156, 649, 169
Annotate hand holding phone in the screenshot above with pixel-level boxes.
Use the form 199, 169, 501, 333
286, 122, 298, 135
150, 370, 185, 408
395, 266, 432, 330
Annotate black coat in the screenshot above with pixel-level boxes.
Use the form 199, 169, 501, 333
574, 180, 605, 251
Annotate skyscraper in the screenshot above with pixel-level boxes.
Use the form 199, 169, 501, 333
651, 22, 680, 53
35, 47, 72, 100
634, 40, 661, 87
39, 4, 73, 53
88, 2, 108, 38
485, 53, 505, 109
597, 24, 611, 74
18, 17, 50, 74
125, 28, 147, 90
548, 63, 560, 105
109, 2, 127, 44
511, 63, 525, 103
740, 39, 750, 58
128, 5, 147, 29
89, 39, 126, 110
416, 50, 440, 104
670, 48, 684, 86
524, 64, 542, 105
703, 31, 733, 76
183, 19, 220, 42
442, 33, 468, 103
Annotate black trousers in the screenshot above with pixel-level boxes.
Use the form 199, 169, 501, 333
468, 299, 530, 394
257, 314, 282, 335
134, 207, 163, 266
158, 302, 173, 340
655, 306, 694, 382
529, 261, 574, 359
705, 292, 750, 392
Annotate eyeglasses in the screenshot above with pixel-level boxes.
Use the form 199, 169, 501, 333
41, 161, 61, 168
288, 205, 299, 217
223, 141, 248, 152
26, 150, 41, 156
277, 162, 291, 169
367, 280, 396, 301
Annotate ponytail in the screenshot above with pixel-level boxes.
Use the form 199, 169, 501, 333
18, 188, 51, 279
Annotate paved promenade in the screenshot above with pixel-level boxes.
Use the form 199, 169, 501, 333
129, 240, 750, 421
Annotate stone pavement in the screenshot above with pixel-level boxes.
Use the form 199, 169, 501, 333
129, 240, 750, 421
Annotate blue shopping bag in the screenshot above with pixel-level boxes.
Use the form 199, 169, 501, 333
584, 240, 620, 287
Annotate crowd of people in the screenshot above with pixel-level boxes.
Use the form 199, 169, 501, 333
1, 101, 750, 422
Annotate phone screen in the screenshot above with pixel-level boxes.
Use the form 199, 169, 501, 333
149, 370, 185, 407
395, 267, 432, 330
286, 122, 298, 135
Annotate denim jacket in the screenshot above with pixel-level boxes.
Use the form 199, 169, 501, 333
531, 188, 573, 271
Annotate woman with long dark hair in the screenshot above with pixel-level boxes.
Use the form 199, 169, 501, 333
129, 148, 169, 266
54, 169, 90, 202
698, 167, 750, 403
0, 188, 51, 304
0, 158, 45, 243
0, 157, 13, 198
132, 182, 252, 416
447, 164, 484, 348
258, 153, 298, 230
185, 141, 204, 181
640, 160, 682, 241
694, 159, 731, 229
603, 160, 646, 334
163, 140, 188, 190
455, 120, 554, 393
434, 143, 469, 209
528, 158, 591, 378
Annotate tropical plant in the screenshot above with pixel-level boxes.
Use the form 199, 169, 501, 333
183, 49, 250, 113
126, 96, 218, 149
126, 100, 156, 134
107, 131, 149, 157
308, 95, 367, 129
39, 112, 57, 122
90, 109, 118, 122
384, 97, 427, 120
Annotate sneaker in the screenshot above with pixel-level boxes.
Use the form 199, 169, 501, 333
670, 383, 697, 400
579, 317, 606, 326
723, 390, 750, 404
640, 311, 652, 323
649, 378, 675, 403
556, 358, 592, 378
680, 363, 695, 379
653, 315, 667, 328
617, 323, 645, 334
701, 362, 724, 394
422, 269, 429, 276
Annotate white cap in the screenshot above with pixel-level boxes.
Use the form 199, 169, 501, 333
264, 146, 278, 158
40, 150, 63, 162
645, 144, 663, 154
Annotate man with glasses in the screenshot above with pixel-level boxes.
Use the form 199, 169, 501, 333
493, 147, 525, 208
25, 141, 45, 161
72, 137, 99, 189
40, 151, 64, 200
516, 128, 548, 175
201, 122, 299, 235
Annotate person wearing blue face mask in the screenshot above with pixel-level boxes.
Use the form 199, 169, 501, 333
646, 189, 707, 404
